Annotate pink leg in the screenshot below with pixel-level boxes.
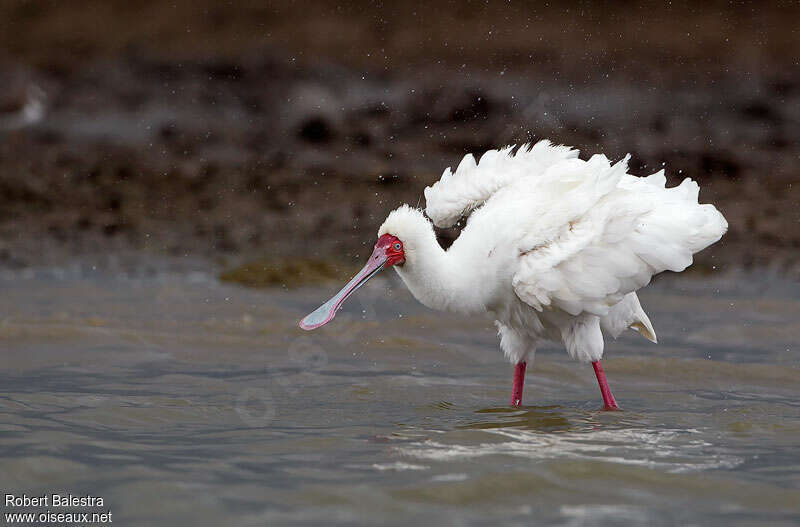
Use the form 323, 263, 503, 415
592, 360, 619, 410
510, 361, 527, 406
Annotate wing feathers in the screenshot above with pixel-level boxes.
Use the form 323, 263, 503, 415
512, 153, 727, 317
424, 141, 579, 228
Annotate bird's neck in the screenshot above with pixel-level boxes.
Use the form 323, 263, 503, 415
394, 235, 487, 315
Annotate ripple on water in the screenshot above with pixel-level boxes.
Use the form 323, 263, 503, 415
398, 427, 744, 473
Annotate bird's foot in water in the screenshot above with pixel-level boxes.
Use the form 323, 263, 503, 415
510, 361, 527, 407
592, 361, 620, 411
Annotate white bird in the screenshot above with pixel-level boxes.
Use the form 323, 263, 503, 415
300, 140, 728, 409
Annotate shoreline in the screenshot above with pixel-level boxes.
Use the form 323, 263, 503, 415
0, 3, 796, 278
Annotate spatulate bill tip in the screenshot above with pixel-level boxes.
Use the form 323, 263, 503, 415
298, 318, 322, 331
298, 310, 335, 331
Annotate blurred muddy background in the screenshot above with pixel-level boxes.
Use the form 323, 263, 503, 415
0, 0, 797, 277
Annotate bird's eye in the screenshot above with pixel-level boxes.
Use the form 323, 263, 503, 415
393, 242, 402, 251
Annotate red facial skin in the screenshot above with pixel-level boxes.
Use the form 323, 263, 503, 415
376, 233, 405, 267
298, 233, 405, 330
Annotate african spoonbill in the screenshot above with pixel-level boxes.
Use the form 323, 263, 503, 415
300, 141, 727, 409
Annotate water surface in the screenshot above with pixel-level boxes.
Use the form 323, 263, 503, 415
0, 269, 798, 525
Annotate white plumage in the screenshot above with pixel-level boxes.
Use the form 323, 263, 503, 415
380, 141, 727, 366
301, 139, 728, 408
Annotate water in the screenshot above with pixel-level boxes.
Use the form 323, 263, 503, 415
0, 269, 798, 525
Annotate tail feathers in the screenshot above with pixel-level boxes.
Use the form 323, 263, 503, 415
630, 300, 657, 343
601, 292, 657, 343
630, 318, 657, 343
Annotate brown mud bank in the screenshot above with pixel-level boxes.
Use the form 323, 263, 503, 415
0, 1, 797, 278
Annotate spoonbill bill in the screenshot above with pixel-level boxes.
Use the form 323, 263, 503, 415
300, 141, 727, 409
